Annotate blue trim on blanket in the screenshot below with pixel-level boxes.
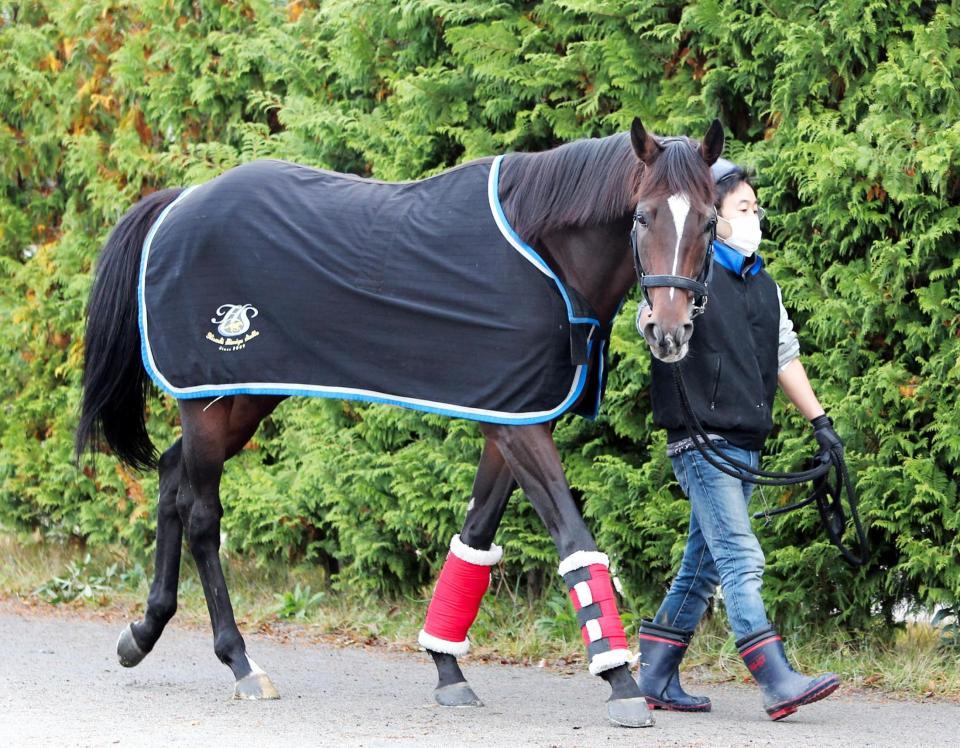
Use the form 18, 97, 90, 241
143, 376, 590, 426
136, 173, 597, 425
137, 185, 197, 404
140, 342, 592, 426
489, 156, 601, 328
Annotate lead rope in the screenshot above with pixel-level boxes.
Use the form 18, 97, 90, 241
671, 364, 870, 566
672, 365, 831, 485
757, 484, 772, 527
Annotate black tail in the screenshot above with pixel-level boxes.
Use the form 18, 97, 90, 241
76, 188, 185, 471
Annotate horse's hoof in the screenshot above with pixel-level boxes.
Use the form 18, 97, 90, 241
234, 672, 280, 700
607, 697, 656, 728
434, 681, 483, 707
117, 624, 148, 668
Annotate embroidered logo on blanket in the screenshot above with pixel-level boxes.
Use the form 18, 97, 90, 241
205, 303, 260, 351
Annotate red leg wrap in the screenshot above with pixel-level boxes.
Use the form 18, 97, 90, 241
420, 553, 491, 654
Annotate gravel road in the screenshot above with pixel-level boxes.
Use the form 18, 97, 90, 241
2, 600, 956, 747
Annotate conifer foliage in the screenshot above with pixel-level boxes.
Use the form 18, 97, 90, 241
1, 1, 957, 629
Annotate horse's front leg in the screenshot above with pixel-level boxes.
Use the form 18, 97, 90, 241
177, 397, 283, 700
481, 423, 653, 728
420, 438, 516, 707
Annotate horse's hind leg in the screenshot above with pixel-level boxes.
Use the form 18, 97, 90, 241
117, 439, 185, 667
178, 395, 284, 699
422, 438, 516, 707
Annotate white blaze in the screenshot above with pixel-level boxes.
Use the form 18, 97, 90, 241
666, 193, 691, 300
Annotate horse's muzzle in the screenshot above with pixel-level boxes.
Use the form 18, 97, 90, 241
641, 320, 693, 363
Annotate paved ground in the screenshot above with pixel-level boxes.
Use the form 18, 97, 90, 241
2, 602, 957, 747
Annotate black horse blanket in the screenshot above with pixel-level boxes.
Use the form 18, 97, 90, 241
138, 158, 608, 424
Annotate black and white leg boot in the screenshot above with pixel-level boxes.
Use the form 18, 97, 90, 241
737, 625, 839, 720
637, 620, 711, 712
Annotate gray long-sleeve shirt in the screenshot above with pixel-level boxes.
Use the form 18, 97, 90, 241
776, 284, 800, 370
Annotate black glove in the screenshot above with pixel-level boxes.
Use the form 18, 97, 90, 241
811, 414, 843, 457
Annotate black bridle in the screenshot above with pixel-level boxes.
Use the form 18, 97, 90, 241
672, 365, 870, 567
629, 204, 716, 318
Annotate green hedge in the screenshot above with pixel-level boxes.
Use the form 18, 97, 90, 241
2, 0, 958, 632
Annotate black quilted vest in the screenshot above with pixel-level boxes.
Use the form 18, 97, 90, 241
650, 261, 781, 450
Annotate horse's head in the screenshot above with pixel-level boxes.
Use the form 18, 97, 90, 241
629, 118, 724, 363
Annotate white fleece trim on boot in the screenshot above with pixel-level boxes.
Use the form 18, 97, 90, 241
418, 629, 470, 657
588, 648, 635, 676
557, 550, 610, 577
449, 534, 503, 566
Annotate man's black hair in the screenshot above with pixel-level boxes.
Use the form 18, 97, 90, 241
711, 158, 755, 208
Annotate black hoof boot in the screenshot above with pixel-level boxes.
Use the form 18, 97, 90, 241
434, 681, 483, 707
637, 620, 711, 712
737, 625, 839, 721
117, 623, 149, 668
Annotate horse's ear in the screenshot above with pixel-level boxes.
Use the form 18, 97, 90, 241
700, 119, 725, 166
630, 117, 662, 165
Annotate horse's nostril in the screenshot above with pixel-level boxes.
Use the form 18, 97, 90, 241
680, 322, 693, 344
643, 322, 662, 344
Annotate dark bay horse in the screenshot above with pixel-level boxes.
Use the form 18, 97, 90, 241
76, 118, 723, 728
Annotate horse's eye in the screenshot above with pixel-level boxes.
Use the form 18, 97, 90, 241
705, 216, 717, 233
635, 211, 648, 228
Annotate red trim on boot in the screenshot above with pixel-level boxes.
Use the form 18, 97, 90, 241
769, 706, 798, 721
739, 635, 781, 659
645, 696, 713, 713
766, 675, 840, 719
639, 633, 687, 648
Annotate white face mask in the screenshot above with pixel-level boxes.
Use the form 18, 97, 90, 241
718, 214, 762, 256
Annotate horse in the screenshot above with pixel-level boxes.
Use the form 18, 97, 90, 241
76, 117, 723, 728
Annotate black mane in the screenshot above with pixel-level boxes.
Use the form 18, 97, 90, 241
498, 132, 714, 245
498, 133, 641, 245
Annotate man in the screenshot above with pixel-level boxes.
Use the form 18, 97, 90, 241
635, 158, 843, 720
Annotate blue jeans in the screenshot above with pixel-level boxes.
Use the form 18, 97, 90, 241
653, 441, 770, 640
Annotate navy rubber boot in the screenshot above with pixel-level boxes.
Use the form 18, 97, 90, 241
637, 620, 711, 712
737, 625, 840, 720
